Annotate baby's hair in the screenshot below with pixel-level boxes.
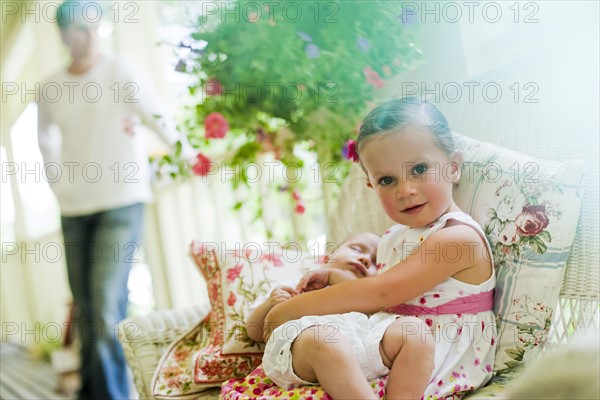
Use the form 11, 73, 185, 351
357, 97, 455, 157
339, 232, 381, 246
327, 232, 381, 256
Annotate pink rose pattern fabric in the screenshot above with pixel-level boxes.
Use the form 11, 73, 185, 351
152, 315, 222, 398
189, 241, 311, 383
452, 134, 585, 381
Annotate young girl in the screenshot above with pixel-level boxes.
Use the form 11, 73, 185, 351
264, 97, 497, 399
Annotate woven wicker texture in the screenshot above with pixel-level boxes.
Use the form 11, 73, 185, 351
117, 305, 210, 399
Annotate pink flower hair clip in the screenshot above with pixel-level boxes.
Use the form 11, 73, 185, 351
343, 139, 359, 163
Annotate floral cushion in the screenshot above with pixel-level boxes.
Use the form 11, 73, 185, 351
189, 241, 317, 383
152, 314, 221, 398
221, 366, 389, 400
452, 133, 585, 375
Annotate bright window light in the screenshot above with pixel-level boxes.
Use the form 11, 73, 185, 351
10, 102, 60, 240
1, 146, 16, 243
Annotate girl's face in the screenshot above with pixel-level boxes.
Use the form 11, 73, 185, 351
361, 127, 462, 228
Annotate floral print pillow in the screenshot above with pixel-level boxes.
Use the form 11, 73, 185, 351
189, 241, 316, 383
452, 133, 585, 377
152, 314, 222, 398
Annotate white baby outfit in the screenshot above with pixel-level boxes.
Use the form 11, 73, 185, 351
263, 211, 496, 399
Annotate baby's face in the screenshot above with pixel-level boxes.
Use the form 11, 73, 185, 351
325, 232, 380, 278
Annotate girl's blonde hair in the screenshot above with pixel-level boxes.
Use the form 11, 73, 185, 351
357, 97, 455, 157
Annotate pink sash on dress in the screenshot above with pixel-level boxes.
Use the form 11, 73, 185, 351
388, 290, 494, 316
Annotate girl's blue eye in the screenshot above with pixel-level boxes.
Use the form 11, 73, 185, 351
411, 164, 428, 175
378, 176, 394, 186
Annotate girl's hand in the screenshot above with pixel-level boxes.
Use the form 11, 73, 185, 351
296, 269, 331, 292
267, 285, 299, 308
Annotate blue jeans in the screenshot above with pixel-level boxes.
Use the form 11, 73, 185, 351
61, 203, 144, 400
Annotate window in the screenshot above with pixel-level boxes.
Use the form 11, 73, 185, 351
9, 102, 60, 240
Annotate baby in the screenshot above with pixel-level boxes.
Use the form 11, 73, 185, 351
245, 231, 380, 343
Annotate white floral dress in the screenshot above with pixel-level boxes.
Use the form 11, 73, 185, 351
377, 211, 497, 399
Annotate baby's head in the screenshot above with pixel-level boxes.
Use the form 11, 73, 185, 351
355, 97, 463, 228
323, 232, 380, 278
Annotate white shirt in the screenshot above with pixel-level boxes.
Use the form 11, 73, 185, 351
37, 54, 184, 216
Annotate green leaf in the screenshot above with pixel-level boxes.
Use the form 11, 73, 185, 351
537, 230, 552, 243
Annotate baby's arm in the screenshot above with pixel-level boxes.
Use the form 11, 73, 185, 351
246, 285, 299, 343
296, 268, 357, 292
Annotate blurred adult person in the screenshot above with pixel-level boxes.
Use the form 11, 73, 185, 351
37, 2, 193, 398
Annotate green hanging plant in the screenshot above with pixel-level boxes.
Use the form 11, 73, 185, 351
153, 0, 423, 240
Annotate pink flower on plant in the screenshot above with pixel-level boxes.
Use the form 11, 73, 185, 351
292, 189, 302, 201
363, 66, 385, 89
295, 203, 306, 214
205, 112, 229, 139
226, 263, 243, 283
342, 139, 359, 163
227, 292, 237, 306
205, 78, 223, 96
192, 153, 213, 176
515, 205, 550, 236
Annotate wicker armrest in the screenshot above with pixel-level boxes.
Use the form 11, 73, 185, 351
117, 304, 211, 399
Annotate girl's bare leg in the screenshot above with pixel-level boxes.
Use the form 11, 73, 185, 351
291, 325, 377, 400
380, 317, 435, 399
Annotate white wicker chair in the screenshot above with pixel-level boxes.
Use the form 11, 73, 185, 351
118, 53, 598, 399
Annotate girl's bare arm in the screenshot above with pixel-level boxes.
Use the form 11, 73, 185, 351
263, 225, 490, 341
